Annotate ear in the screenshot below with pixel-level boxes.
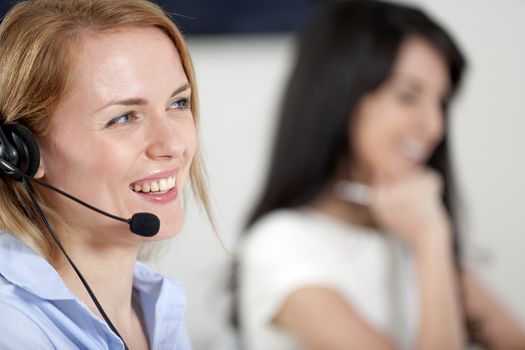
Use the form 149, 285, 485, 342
34, 155, 45, 179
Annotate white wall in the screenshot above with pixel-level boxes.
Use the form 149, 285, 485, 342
145, 1, 525, 349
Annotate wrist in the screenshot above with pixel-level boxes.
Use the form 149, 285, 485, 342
411, 222, 453, 256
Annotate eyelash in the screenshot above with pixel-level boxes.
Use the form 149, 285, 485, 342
106, 112, 137, 128
105, 97, 191, 128
170, 97, 191, 111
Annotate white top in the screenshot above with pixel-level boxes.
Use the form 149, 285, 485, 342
239, 208, 419, 350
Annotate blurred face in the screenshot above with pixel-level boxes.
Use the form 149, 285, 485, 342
37, 27, 196, 243
351, 36, 450, 182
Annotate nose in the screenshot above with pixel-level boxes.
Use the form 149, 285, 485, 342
144, 112, 184, 160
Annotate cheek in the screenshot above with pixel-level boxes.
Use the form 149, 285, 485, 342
355, 125, 391, 172
351, 104, 412, 180
179, 120, 199, 186
40, 135, 83, 184
182, 120, 198, 172
41, 134, 130, 194
431, 116, 445, 146
352, 111, 393, 164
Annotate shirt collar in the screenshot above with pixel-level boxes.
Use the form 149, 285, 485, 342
0, 232, 188, 347
134, 261, 187, 347
0, 232, 73, 300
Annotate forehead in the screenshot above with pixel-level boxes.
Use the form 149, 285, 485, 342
391, 36, 450, 94
64, 26, 188, 103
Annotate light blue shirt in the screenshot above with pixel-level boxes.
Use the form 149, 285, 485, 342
0, 233, 192, 349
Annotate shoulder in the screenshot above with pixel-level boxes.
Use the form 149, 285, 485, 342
240, 209, 319, 267
239, 210, 367, 332
0, 300, 54, 348
239, 209, 379, 308
241, 208, 386, 265
243, 209, 334, 251
134, 261, 187, 309
245, 209, 310, 239
133, 263, 194, 348
135, 261, 185, 291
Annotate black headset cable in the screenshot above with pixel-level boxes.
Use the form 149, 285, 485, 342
22, 176, 130, 350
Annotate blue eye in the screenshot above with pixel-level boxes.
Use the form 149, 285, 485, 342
170, 97, 191, 111
106, 112, 135, 127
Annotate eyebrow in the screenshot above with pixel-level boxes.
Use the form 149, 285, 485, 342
391, 74, 449, 97
92, 83, 191, 114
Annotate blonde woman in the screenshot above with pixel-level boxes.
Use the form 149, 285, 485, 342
0, 1, 210, 349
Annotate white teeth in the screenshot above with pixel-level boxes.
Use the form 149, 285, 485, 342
150, 181, 160, 192
400, 139, 426, 161
131, 176, 176, 194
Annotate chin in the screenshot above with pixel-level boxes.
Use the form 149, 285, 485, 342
145, 212, 185, 242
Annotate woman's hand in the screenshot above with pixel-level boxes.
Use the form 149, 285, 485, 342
368, 168, 465, 350
369, 168, 451, 247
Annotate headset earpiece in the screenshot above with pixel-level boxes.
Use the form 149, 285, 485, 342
0, 123, 40, 180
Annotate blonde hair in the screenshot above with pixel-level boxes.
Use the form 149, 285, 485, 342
0, 0, 212, 262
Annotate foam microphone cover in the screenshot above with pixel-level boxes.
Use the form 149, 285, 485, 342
129, 213, 160, 237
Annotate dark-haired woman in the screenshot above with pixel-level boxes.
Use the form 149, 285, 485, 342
237, 1, 525, 349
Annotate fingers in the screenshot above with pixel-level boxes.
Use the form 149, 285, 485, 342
368, 167, 444, 213
367, 167, 448, 243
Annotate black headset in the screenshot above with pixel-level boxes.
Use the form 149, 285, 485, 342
0, 122, 40, 180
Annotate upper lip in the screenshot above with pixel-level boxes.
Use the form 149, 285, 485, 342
131, 168, 179, 185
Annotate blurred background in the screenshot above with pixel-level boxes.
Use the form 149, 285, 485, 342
2, 0, 524, 349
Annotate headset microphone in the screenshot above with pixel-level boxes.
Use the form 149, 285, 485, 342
129, 213, 160, 237
27, 175, 160, 237
0, 123, 160, 237
0, 159, 160, 237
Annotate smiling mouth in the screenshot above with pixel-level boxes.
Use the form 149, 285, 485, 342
130, 176, 176, 195
399, 138, 428, 163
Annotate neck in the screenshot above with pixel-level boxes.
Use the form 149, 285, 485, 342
311, 161, 374, 227
311, 185, 374, 228
54, 230, 140, 324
